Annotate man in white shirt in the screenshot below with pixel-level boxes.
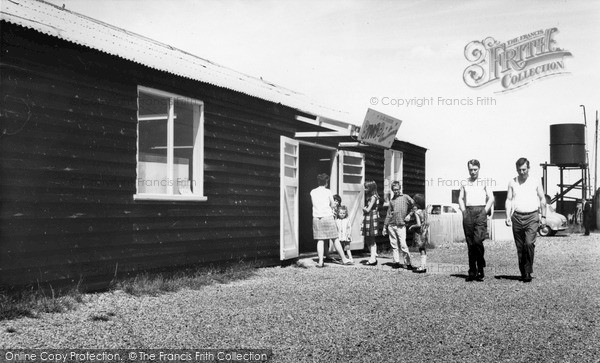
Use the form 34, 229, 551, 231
458, 159, 494, 281
505, 157, 547, 283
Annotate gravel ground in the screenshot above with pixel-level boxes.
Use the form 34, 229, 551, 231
1, 233, 599, 362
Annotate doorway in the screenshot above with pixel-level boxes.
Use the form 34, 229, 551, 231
298, 143, 336, 253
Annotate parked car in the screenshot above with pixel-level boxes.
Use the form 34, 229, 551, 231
538, 205, 568, 236
427, 204, 460, 215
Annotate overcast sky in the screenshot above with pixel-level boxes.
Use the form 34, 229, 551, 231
48, 0, 600, 203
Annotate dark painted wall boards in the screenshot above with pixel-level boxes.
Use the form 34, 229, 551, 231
0, 22, 426, 289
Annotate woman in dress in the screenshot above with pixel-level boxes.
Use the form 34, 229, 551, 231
362, 180, 380, 265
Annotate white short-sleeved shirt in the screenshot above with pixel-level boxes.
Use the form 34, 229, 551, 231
310, 186, 334, 218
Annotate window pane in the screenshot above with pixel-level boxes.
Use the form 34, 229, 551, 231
343, 164, 362, 175
283, 186, 297, 248
138, 92, 169, 194
284, 166, 296, 178
343, 175, 363, 184
344, 155, 363, 165
284, 154, 296, 167
136, 88, 203, 198
174, 99, 196, 195
284, 143, 297, 155
444, 206, 457, 213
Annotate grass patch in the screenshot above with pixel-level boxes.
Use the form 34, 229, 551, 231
1, 260, 261, 320
113, 260, 260, 297
0, 285, 84, 321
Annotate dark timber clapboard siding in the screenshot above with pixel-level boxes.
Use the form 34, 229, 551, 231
394, 140, 427, 197
0, 23, 319, 289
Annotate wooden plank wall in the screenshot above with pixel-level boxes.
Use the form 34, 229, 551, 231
394, 140, 427, 197
0, 23, 308, 289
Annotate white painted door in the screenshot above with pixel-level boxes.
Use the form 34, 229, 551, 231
280, 137, 299, 260
338, 150, 365, 250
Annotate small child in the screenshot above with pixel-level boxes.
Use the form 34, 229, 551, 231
406, 204, 428, 273
325, 194, 343, 262
336, 205, 353, 263
332, 194, 342, 218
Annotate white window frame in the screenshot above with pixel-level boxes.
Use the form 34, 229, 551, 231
134, 86, 207, 201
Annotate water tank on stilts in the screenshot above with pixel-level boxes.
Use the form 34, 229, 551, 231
549, 123, 586, 166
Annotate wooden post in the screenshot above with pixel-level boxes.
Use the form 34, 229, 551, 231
595, 111, 598, 194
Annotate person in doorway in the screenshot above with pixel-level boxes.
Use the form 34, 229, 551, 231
336, 205, 354, 263
361, 180, 381, 266
505, 157, 547, 283
382, 181, 415, 269
405, 194, 428, 273
458, 159, 494, 281
310, 173, 352, 267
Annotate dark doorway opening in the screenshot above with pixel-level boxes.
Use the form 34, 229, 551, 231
298, 144, 335, 254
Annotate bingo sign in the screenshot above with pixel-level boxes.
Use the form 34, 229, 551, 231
358, 109, 402, 149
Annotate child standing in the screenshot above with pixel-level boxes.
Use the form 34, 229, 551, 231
405, 199, 428, 273
332, 194, 342, 218
325, 194, 343, 262
362, 180, 380, 265
336, 205, 354, 263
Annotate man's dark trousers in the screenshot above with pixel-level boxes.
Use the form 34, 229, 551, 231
511, 211, 538, 276
462, 206, 487, 277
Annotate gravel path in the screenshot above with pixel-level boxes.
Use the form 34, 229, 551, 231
1, 234, 599, 362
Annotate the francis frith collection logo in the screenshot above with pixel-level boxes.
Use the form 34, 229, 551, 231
463, 28, 572, 92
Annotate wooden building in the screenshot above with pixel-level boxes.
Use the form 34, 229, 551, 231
0, 0, 426, 289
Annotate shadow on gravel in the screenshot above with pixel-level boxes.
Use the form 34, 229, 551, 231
450, 274, 469, 280
494, 275, 523, 281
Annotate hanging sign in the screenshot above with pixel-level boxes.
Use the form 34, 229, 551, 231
358, 108, 402, 148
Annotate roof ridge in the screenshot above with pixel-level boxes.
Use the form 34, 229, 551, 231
0, 0, 351, 123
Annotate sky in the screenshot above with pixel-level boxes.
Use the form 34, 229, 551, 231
47, 0, 600, 203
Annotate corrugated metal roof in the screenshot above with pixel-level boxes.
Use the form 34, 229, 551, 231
0, 0, 349, 122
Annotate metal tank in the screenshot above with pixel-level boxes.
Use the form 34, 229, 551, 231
549, 123, 586, 166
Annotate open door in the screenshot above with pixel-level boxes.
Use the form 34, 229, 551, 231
338, 150, 365, 250
280, 136, 299, 260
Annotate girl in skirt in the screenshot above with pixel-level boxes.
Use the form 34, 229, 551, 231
362, 180, 380, 265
